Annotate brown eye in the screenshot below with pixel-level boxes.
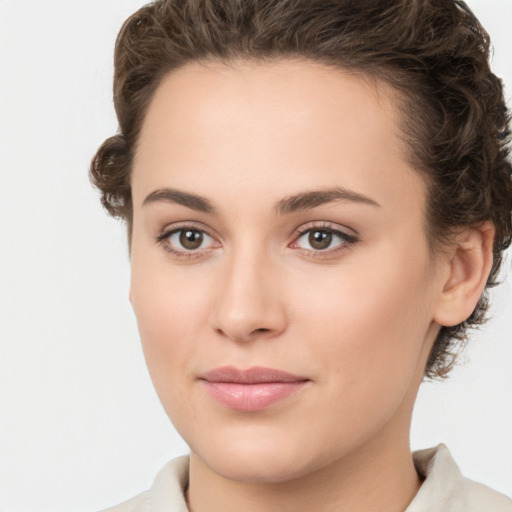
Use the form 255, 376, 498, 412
179, 229, 204, 250
293, 225, 357, 254
308, 230, 332, 250
158, 225, 220, 258
164, 227, 215, 253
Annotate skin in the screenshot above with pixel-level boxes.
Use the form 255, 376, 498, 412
129, 59, 494, 512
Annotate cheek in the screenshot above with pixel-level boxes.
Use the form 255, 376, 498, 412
296, 246, 435, 402
129, 255, 215, 411
130, 235, 214, 340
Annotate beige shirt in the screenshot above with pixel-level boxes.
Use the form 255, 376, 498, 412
100, 444, 512, 512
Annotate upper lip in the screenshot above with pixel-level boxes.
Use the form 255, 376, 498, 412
200, 366, 309, 384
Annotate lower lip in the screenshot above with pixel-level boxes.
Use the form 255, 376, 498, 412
202, 381, 309, 411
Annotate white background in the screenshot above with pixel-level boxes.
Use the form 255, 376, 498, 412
0, 1, 510, 511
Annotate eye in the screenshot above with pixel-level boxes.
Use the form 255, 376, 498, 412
171, 228, 209, 250
291, 224, 358, 255
157, 224, 220, 258
301, 230, 336, 251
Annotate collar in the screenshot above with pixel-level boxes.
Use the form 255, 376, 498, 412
406, 443, 464, 511
147, 444, 510, 512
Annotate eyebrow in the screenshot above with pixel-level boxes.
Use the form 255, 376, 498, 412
142, 186, 380, 214
143, 188, 217, 214
274, 187, 381, 214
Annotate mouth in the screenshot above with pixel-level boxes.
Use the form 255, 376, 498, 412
199, 366, 310, 411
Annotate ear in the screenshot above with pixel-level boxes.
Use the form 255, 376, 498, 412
433, 221, 495, 327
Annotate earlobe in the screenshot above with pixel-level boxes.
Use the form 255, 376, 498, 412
433, 222, 495, 327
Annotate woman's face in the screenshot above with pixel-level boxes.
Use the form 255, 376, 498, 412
130, 59, 445, 482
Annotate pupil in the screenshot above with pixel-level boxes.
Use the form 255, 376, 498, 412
309, 230, 332, 250
180, 230, 203, 250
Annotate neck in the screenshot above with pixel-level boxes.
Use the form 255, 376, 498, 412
186, 417, 421, 512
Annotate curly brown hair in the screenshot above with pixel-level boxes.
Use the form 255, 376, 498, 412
90, 0, 512, 379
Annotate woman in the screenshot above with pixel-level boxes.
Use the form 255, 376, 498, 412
90, 0, 512, 510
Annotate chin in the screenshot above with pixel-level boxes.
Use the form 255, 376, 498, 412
189, 429, 336, 484
205, 450, 313, 484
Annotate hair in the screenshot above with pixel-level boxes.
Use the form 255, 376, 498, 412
90, 0, 512, 379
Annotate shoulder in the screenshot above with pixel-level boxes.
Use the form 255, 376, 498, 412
98, 455, 190, 512
409, 444, 512, 512
460, 478, 512, 511
99, 492, 150, 512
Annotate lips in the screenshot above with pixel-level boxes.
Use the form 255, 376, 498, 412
199, 366, 310, 411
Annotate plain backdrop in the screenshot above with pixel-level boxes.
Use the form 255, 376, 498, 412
0, 1, 511, 511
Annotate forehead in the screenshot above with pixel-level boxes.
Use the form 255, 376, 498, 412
137, 58, 399, 158
132, 58, 424, 218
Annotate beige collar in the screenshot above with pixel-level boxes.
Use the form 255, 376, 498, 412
145, 444, 511, 512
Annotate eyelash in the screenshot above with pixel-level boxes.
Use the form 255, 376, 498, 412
155, 221, 359, 260
290, 222, 359, 257
155, 222, 218, 260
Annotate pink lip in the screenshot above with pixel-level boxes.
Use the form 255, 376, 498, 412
200, 366, 310, 411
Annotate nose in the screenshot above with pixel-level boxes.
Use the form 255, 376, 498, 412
210, 250, 287, 343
